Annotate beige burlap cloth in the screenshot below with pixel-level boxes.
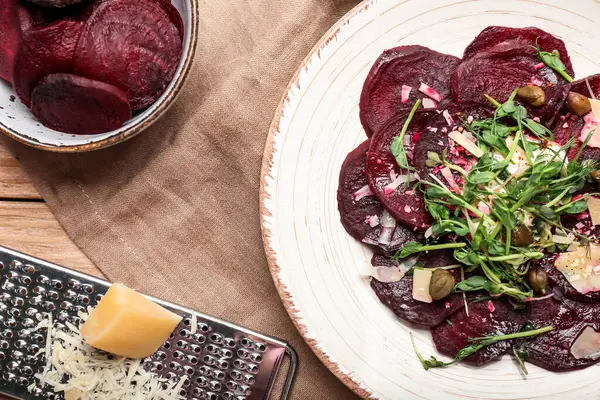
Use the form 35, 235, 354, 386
4, 0, 362, 398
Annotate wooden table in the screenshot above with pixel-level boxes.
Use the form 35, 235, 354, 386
0, 141, 103, 278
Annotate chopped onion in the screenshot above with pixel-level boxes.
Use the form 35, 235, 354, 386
530, 77, 543, 86
441, 167, 461, 193
419, 82, 442, 102
365, 214, 380, 227
422, 98, 437, 109
442, 110, 454, 126
533, 62, 545, 70
487, 300, 495, 313
377, 210, 397, 246
424, 225, 433, 239
353, 184, 374, 201
401, 85, 412, 104
369, 266, 405, 282
449, 130, 483, 158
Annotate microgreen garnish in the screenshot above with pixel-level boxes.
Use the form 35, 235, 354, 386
410, 325, 552, 370
535, 46, 574, 83
390, 99, 421, 172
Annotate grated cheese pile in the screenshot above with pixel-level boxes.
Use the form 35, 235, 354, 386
29, 311, 186, 400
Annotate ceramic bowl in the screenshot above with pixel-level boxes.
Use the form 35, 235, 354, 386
0, 0, 199, 152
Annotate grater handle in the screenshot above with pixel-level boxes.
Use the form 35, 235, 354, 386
280, 345, 297, 399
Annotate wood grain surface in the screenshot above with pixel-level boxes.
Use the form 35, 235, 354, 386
0, 141, 102, 278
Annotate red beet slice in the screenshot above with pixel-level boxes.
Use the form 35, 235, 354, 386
431, 298, 527, 365
552, 74, 600, 162
0, 0, 22, 82
463, 26, 574, 76
23, 0, 84, 8
451, 43, 570, 127
359, 45, 460, 137
365, 111, 433, 231
524, 298, 600, 371
370, 252, 464, 327
338, 140, 421, 256
30, 73, 132, 134
73, 0, 182, 110
13, 20, 83, 106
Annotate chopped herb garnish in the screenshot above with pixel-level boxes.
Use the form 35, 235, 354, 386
390, 99, 421, 172
535, 46, 574, 83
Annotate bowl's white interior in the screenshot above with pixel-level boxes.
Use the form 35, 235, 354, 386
263, 0, 600, 399
0, 0, 192, 149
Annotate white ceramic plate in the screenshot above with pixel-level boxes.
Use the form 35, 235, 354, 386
0, 0, 198, 152
260, 1, 600, 399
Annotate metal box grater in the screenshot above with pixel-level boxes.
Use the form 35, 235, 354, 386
0, 246, 297, 400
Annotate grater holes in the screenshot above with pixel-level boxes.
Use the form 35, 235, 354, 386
32, 286, 45, 295
206, 344, 218, 354
219, 348, 233, 359
166, 372, 177, 380
67, 279, 79, 289
239, 385, 252, 396
9, 260, 22, 269
21, 365, 34, 375
226, 380, 239, 391
240, 338, 252, 348
26, 344, 39, 354
185, 366, 194, 375
243, 374, 255, 385
2, 372, 15, 382
45, 302, 56, 311
208, 380, 221, 391
11, 308, 20, 318
11, 297, 24, 307
247, 363, 258, 374
34, 334, 44, 343
17, 377, 29, 386
212, 370, 225, 381
193, 334, 206, 343
82, 285, 94, 294
2, 329, 12, 339
0, 351, 5, 360
217, 359, 228, 370
29, 295, 42, 306
236, 349, 249, 359
199, 323, 209, 332
224, 337, 235, 348
229, 370, 242, 381
5, 318, 17, 328
11, 350, 24, 360
203, 355, 215, 365
37, 275, 50, 285
15, 339, 27, 349
5, 271, 18, 280
180, 329, 190, 337
209, 333, 222, 344
253, 342, 266, 352
60, 301, 72, 310
176, 340, 188, 349
190, 344, 202, 353
206, 392, 217, 400
163, 342, 171, 349
198, 366, 212, 376
18, 328, 31, 337
7, 361, 20, 370
16, 286, 27, 297
233, 359, 245, 370
52, 280, 63, 290
0, 261, 4, 270
250, 353, 262, 363
48, 291, 59, 301
188, 355, 198, 365
95, 294, 103, 302
196, 376, 209, 386
179, 389, 187, 397
23, 264, 35, 274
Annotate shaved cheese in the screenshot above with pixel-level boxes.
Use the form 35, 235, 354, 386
419, 82, 442, 101
555, 244, 600, 294
440, 167, 461, 193
31, 314, 186, 400
449, 130, 483, 158
383, 173, 418, 195
442, 110, 454, 125
401, 85, 412, 104
571, 326, 600, 360
377, 210, 396, 246
361, 257, 417, 282
412, 269, 433, 303
190, 313, 197, 335
552, 234, 575, 245
353, 184, 373, 201
580, 101, 600, 148
587, 196, 600, 226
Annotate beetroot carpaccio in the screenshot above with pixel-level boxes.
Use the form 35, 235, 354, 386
0, 0, 183, 135
339, 26, 600, 373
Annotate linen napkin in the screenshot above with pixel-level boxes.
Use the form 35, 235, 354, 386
4, 0, 362, 398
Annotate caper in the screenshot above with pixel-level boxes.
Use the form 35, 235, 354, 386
528, 266, 548, 295
591, 170, 600, 183
566, 92, 591, 117
511, 225, 534, 246
429, 269, 455, 301
517, 86, 546, 107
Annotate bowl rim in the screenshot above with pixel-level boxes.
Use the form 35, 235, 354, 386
259, 1, 378, 398
0, 0, 200, 153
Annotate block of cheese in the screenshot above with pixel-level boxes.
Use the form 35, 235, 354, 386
81, 283, 182, 359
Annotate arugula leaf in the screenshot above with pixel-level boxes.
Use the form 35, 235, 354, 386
427, 202, 450, 221
468, 171, 496, 184
454, 275, 487, 291
562, 199, 588, 214
393, 241, 467, 260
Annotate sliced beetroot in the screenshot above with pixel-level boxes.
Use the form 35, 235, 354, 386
359, 45, 460, 137
23, 0, 84, 8
370, 252, 464, 327
13, 20, 83, 106
73, 0, 182, 110
524, 298, 600, 371
552, 74, 600, 162
431, 298, 527, 365
451, 43, 570, 127
365, 111, 433, 231
153, 0, 184, 41
30, 73, 132, 134
0, 0, 22, 82
338, 140, 421, 256
463, 26, 574, 76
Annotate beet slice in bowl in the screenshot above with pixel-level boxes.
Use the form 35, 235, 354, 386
30, 73, 132, 135
431, 298, 527, 365
13, 20, 84, 106
451, 43, 570, 128
365, 111, 433, 231
23, 0, 84, 7
359, 45, 460, 137
338, 140, 421, 256
0, 0, 22, 83
463, 26, 574, 76
370, 252, 464, 327
73, 0, 182, 110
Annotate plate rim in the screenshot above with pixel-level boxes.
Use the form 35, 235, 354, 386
259, 1, 376, 398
